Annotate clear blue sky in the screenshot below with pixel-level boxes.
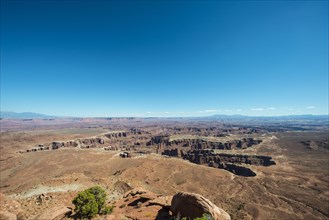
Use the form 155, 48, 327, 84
1, 0, 328, 117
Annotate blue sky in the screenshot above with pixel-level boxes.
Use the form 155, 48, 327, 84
1, 0, 328, 117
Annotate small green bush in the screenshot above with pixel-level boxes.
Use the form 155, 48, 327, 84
194, 213, 214, 220
72, 190, 98, 218
101, 205, 114, 214
72, 186, 108, 218
87, 186, 107, 210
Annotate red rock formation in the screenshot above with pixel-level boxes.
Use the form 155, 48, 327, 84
171, 192, 231, 220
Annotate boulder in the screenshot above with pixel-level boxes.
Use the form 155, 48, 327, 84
34, 206, 72, 220
170, 192, 230, 220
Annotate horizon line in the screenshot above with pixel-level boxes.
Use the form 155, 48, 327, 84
1, 111, 328, 119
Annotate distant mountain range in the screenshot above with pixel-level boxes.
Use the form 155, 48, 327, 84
207, 114, 329, 120
0, 111, 328, 120
0, 111, 56, 119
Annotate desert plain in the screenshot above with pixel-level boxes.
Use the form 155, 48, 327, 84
0, 116, 328, 220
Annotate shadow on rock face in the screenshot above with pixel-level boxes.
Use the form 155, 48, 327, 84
155, 207, 172, 220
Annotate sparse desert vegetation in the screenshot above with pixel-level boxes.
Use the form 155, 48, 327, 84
0, 117, 328, 219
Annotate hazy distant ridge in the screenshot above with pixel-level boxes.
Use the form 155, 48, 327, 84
0, 111, 56, 119
208, 114, 329, 120
0, 111, 328, 120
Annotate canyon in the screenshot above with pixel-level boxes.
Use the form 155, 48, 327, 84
0, 117, 328, 219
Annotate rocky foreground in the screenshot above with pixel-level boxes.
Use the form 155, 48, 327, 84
0, 189, 231, 220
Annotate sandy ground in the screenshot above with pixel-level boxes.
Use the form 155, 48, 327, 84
0, 128, 328, 220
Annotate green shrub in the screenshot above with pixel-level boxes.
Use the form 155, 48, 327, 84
72, 186, 108, 218
194, 213, 214, 220
86, 186, 107, 211
72, 190, 98, 218
101, 205, 114, 214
